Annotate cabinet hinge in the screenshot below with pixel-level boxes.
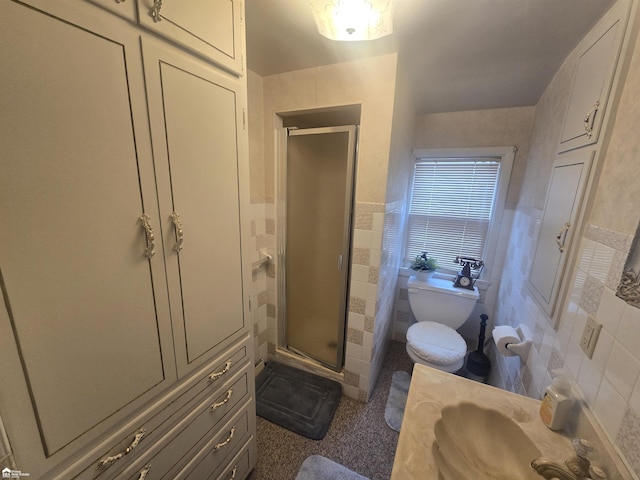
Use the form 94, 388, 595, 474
243, 108, 246, 130
240, 1, 244, 25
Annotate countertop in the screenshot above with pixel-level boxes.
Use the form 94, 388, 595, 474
391, 364, 588, 480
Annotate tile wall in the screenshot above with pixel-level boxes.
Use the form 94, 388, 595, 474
491, 207, 640, 478
252, 200, 396, 402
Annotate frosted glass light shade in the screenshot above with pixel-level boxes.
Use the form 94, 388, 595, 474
307, 0, 395, 41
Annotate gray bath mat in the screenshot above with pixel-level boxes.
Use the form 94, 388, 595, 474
255, 362, 342, 440
384, 371, 411, 432
295, 455, 370, 480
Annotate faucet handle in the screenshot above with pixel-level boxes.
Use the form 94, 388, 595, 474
565, 439, 594, 477
589, 465, 608, 480
571, 438, 594, 457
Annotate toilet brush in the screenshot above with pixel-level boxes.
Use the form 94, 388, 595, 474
466, 314, 491, 381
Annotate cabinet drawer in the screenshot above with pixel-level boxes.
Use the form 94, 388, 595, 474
212, 437, 256, 480
175, 412, 254, 480
136, 0, 244, 75
124, 402, 253, 480
71, 339, 250, 480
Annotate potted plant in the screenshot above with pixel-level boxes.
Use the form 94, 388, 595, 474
410, 251, 438, 280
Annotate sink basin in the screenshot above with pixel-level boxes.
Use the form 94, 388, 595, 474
432, 402, 542, 480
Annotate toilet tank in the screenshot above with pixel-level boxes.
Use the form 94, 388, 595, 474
407, 276, 479, 329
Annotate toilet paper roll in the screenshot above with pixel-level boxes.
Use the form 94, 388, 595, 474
493, 325, 520, 357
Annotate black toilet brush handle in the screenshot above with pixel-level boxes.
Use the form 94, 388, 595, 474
477, 314, 489, 353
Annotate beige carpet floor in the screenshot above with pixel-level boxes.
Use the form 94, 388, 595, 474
247, 341, 413, 480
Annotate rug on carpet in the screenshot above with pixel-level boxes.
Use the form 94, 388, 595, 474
295, 455, 370, 480
255, 361, 342, 440
384, 370, 411, 432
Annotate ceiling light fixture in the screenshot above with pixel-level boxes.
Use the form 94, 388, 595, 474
307, 0, 395, 42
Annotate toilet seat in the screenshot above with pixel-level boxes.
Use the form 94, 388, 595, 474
406, 322, 467, 372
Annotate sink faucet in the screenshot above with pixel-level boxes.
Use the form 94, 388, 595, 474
531, 439, 607, 480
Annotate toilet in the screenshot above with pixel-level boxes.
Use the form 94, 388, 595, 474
406, 275, 479, 373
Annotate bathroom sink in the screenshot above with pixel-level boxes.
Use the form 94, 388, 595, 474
432, 402, 542, 480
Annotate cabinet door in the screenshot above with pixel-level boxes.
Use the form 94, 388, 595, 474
558, 0, 630, 153
137, 0, 244, 75
528, 150, 594, 315
0, 0, 175, 473
142, 38, 248, 378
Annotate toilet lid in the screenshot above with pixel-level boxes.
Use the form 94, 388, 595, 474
406, 322, 467, 366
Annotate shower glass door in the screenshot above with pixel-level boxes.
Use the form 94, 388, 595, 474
281, 126, 356, 370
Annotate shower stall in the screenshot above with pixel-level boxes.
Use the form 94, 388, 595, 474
277, 125, 357, 371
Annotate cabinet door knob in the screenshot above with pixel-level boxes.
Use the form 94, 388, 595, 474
139, 214, 156, 259
170, 212, 184, 253
555, 222, 571, 253
150, 0, 163, 22
583, 101, 600, 139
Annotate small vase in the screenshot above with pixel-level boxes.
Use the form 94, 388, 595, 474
414, 270, 434, 281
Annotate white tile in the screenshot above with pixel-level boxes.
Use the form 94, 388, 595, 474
359, 375, 370, 391
604, 341, 640, 401
350, 280, 368, 299
616, 304, 640, 358
591, 328, 613, 373
565, 338, 584, 379
352, 229, 372, 248
577, 358, 603, 406
362, 331, 373, 348
351, 264, 369, 282
569, 307, 588, 344
596, 288, 625, 335
348, 313, 365, 331
346, 342, 362, 360
590, 243, 614, 284
370, 231, 383, 250
342, 384, 359, 399
593, 377, 627, 439
369, 248, 382, 267
577, 239, 596, 272
361, 346, 372, 362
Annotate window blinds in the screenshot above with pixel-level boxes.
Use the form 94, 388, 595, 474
406, 159, 500, 271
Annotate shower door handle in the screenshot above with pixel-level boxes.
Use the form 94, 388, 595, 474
338, 254, 343, 271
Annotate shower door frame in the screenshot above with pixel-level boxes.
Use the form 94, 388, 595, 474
276, 125, 357, 371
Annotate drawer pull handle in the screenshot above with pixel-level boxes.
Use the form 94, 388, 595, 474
583, 100, 600, 139
555, 222, 571, 253
170, 212, 184, 252
150, 0, 163, 22
227, 465, 238, 480
97, 428, 146, 470
139, 214, 156, 259
214, 426, 236, 451
138, 465, 151, 480
211, 389, 233, 411
208, 360, 232, 382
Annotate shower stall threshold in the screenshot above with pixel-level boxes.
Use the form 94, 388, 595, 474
274, 347, 344, 385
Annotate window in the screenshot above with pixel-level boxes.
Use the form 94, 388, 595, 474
405, 147, 515, 278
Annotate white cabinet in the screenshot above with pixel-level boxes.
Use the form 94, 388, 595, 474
141, 36, 249, 378
529, 150, 594, 315
0, 1, 253, 479
0, 0, 175, 462
137, 0, 244, 75
558, 0, 631, 153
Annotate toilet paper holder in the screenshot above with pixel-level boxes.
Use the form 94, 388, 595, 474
493, 324, 532, 362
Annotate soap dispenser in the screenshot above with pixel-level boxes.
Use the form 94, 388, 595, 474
540, 369, 572, 430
